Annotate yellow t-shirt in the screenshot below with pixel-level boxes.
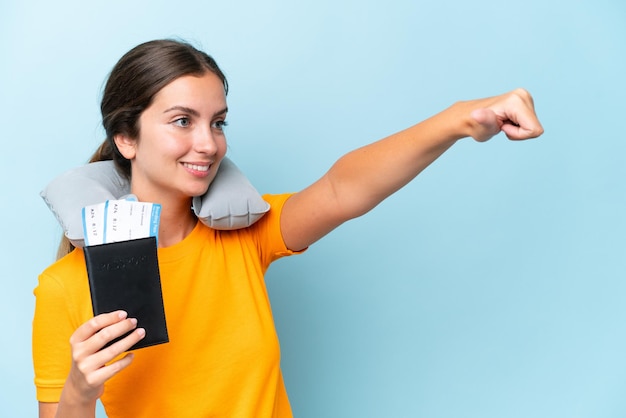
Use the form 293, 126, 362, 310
33, 193, 301, 418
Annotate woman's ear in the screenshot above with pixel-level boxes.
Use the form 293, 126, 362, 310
113, 134, 136, 160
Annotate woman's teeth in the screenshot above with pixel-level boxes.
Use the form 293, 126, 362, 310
183, 163, 209, 172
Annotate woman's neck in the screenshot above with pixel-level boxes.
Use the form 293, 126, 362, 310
157, 208, 197, 247
148, 197, 197, 248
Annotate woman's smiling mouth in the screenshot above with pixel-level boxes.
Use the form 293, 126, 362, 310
182, 162, 210, 172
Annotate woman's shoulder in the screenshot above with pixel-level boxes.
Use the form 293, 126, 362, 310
229, 193, 294, 239
199, 193, 294, 238
35, 248, 90, 308
262, 193, 294, 209
39, 248, 87, 284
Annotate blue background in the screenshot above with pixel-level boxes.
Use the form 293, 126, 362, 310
2, 0, 625, 416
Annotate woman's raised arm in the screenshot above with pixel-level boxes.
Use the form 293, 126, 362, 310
280, 88, 544, 251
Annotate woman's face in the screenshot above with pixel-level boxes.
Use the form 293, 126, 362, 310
116, 72, 228, 204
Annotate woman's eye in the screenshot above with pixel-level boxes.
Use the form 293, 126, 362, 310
174, 117, 190, 127
212, 120, 228, 130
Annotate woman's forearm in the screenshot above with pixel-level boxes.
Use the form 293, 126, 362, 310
280, 89, 543, 251
325, 105, 463, 218
53, 383, 98, 418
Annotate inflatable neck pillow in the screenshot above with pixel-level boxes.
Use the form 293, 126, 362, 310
41, 157, 270, 247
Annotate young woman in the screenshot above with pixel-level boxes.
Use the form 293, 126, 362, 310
33, 39, 543, 418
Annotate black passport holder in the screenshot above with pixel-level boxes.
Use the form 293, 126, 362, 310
83, 236, 169, 350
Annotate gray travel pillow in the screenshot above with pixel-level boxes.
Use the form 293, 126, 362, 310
41, 157, 270, 247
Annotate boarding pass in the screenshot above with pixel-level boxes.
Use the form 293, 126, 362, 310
82, 198, 161, 246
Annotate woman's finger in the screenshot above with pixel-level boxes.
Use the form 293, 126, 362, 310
70, 311, 129, 345
73, 320, 144, 371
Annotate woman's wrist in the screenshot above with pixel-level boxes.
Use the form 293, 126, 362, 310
56, 381, 98, 418
418, 102, 474, 148
443, 100, 483, 141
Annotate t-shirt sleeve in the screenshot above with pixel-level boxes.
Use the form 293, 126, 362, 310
253, 193, 307, 266
32, 271, 76, 402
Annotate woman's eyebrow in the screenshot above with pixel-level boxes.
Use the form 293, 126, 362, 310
163, 105, 200, 116
163, 106, 228, 117
214, 107, 228, 117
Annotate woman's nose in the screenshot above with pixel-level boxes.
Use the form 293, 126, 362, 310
194, 127, 218, 154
